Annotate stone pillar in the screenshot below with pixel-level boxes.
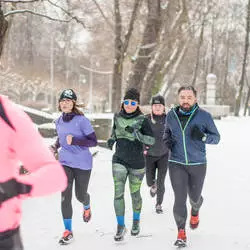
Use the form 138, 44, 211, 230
206, 73, 217, 105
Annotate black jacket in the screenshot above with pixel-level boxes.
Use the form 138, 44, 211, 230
111, 108, 154, 169
146, 114, 169, 158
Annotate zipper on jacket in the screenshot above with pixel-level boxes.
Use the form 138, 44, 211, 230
173, 107, 198, 164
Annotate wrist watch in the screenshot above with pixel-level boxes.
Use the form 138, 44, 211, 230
202, 134, 207, 142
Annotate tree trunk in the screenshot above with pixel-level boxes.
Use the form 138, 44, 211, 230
209, 14, 215, 73
162, 38, 190, 97
140, 0, 188, 104
126, 0, 161, 91
140, 41, 180, 104
25, 12, 34, 67
112, 0, 141, 112
138, 28, 171, 104
203, 57, 209, 104
191, 17, 205, 87
0, 4, 8, 59
221, 27, 230, 105
235, 0, 250, 116
244, 75, 250, 116
112, 0, 123, 112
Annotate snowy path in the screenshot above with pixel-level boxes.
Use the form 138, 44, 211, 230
21, 117, 250, 250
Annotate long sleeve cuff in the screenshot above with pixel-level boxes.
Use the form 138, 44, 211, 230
71, 132, 98, 147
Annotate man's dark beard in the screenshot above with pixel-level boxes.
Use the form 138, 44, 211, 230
180, 104, 192, 112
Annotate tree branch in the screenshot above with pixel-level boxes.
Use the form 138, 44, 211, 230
162, 37, 191, 97
80, 64, 112, 74
114, 0, 123, 54
123, 0, 142, 55
47, 0, 86, 28
90, 0, 114, 31
4, 9, 71, 22
1, 0, 41, 2
170, 0, 186, 32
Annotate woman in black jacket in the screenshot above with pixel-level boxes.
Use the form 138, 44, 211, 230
145, 95, 169, 214
107, 88, 155, 241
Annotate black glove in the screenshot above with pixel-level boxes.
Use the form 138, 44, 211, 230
125, 126, 135, 134
191, 125, 205, 141
166, 138, 175, 149
49, 145, 57, 154
107, 138, 115, 150
0, 178, 32, 204
49, 145, 59, 160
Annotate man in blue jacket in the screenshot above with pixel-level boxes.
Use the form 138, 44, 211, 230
163, 85, 220, 247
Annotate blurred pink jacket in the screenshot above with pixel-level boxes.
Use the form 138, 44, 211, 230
0, 95, 67, 232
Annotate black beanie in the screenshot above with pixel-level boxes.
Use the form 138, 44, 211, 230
59, 89, 77, 101
151, 94, 165, 106
123, 88, 140, 103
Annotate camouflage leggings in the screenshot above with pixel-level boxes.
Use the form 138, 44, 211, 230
112, 163, 145, 216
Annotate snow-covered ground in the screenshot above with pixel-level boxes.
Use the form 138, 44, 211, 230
21, 117, 250, 250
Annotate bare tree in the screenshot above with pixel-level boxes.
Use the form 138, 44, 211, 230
0, 0, 87, 60
243, 74, 250, 116
0, 3, 8, 57
1, 0, 249, 114
126, 0, 161, 91
220, 22, 230, 105
235, 0, 250, 116
190, 17, 205, 86
139, 0, 189, 104
112, 0, 142, 112
161, 37, 191, 98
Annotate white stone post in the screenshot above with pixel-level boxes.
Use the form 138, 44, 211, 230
206, 73, 217, 105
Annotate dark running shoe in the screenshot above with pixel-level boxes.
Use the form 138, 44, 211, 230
174, 229, 187, 248
155, 204, 163, 214
131, 220, 140, 236
150, 184, 157, 197
59, 230, 73, 245
83, 208, 91, 223
114, 225, 126, 241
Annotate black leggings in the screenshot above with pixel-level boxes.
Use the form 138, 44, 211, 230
145, 154, 168, 205
61, 166, 91, 219
169, 162, 206, 229
0, 228, 23, 250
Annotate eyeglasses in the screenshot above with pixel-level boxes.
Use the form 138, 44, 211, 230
123, 100, 137, 106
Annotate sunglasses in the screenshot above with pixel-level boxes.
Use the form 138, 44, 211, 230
123, 100, 138, 106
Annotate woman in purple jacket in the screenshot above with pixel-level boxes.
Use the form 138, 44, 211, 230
51, 89, 97, 245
